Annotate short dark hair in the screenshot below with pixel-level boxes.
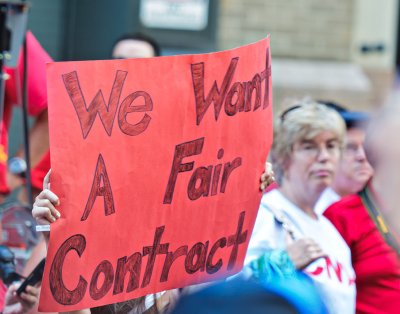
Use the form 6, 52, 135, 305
317, 100, 369, 129
112, 32, 161, 57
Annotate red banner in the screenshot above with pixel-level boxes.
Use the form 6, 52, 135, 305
40, 38, 272, 311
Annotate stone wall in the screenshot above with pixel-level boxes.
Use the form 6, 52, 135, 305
218, 0, 355, 61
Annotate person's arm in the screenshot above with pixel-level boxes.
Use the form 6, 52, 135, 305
28, 170, 73, 314
15, 109, 49, 169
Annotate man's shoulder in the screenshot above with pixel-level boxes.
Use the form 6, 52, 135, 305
324, 194, 367, 233
323, 195, 366, 245
325, 194, 363, 215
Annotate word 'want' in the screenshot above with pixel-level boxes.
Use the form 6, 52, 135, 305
191, 48, 271, 125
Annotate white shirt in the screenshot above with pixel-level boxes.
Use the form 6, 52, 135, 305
314, 187, 340, 215
245, 189, 356, 314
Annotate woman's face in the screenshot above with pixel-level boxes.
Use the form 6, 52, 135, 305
285, 130, 341, 195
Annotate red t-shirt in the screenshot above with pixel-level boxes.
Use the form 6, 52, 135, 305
0, 31, 52, 193
325, 195, 400, 314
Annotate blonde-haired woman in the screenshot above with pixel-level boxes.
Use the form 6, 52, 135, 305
246, 102, 356, 314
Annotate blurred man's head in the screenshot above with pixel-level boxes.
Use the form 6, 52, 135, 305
318, 101, 373, 196
364, 103, 400, 230
111, 33, 160, 59
333, 126, 373, 196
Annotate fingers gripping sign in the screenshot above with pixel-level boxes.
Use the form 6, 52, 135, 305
260, 161, 275, 191
33, 170, 61, 234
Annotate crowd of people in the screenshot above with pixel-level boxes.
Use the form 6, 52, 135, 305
0, 30, 399, 314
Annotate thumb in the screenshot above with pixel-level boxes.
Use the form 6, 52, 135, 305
285, 232, 294, 245
43, 169, 51, 190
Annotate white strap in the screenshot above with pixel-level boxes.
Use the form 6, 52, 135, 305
265, 205, 297, 241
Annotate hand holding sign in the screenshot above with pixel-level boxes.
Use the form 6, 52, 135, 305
260, 162, 275, 192
32, 170, 60, 238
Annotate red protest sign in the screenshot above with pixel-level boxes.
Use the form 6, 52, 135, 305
40, 38, 272, 311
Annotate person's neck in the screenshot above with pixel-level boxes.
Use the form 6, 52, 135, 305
332, 185, 350, 197
279, 183, 319, 219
